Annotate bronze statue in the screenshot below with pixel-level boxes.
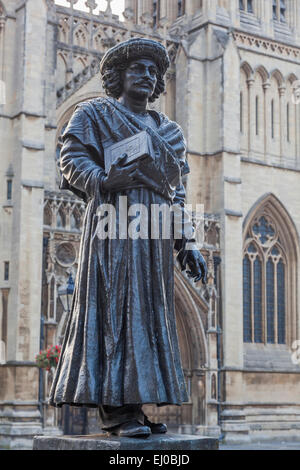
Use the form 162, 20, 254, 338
49, 38, 207, 438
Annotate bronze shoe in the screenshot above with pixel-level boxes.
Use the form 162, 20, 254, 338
109, 420, 151, 438
144, 415, 167, 434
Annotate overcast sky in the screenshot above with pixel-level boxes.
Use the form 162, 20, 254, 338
55, 0, 125, 19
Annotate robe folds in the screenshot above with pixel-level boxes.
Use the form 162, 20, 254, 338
49, 97, 192, 408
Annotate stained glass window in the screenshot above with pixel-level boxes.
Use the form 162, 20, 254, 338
277, 260, 286, 344
4, 262, 9, 281
177, 0, 185, 17
240, 0, 253, 12
253, 258, 262, 343
243, 212, 287, 346
266, 260, 275, 344
243, 256, 252, 343
57, 211, 65, 228
280, 0, 286, 21
253, 216, 275, 245
153, 0, 160, 26
6, 180, 12, 200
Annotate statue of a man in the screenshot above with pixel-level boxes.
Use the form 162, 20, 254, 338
49, 38, 207, 438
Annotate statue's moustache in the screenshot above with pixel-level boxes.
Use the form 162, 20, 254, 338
134, 80, 154, 87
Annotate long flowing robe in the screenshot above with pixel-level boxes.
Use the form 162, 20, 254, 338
49, 97, 192, 408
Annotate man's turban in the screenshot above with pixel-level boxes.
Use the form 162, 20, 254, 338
100, 37, 170, 76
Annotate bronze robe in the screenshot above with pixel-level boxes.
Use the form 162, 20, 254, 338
49, 97, 190, 408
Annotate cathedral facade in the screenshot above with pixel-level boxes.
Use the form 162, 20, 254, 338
0, 0, 300, 449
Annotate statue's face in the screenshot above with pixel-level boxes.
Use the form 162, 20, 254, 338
122, 58, 158, 101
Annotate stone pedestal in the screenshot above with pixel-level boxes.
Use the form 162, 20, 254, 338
33, 433, 219, 451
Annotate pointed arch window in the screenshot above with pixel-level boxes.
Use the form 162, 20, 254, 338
240, 91, 243, 133
273, 0, 286, 22
239, 0, 253, 13
255, 95, 259, 136
153, 0, 160, 27
177, 0, 186, 17
243, 214, 288, 345
287, 103, 290, 142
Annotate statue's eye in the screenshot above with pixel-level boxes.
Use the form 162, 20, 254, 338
130, 64, 143, 72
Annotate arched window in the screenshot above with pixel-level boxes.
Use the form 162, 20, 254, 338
243, 215, 286, 344
56, 122, 68, 188
255, 95, 259, 135
273, 0, 286, 22
240, 64, 251, 153
240, 91, 243, 133
44, 203, 52, 227
57, 209, 66, 229
285, 77, 298, 162
240, 0, 253, 13
153, 0, 160, 26
243, 196, 298, 347
269, 74, 281, 158
177, 0, 186, 17
70, 207, 82, 231
252, 70, 265, 156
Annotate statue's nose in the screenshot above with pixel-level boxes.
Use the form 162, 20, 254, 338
143, 68, 152, 79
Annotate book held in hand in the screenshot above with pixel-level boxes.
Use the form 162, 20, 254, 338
104, 131, 155, 173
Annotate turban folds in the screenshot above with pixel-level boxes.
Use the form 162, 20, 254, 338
100, 37, 170, 76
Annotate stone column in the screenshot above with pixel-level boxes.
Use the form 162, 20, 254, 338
296, 94, 300, 169
0, 15, 5, 87
202, 0, 218, 22
164, 0, 178, 23
125, 0, 136, 10
296, 0, 300, 42
247, 77, 255, 158
260, 0, 274, 38
44, 1, 59, 190
263, 81, 271, 163
7, 0, 46, 362
279, 85, 286, 164
218, 35, 245, 441
0, 0, 48, 449
185, 0, 203, 16
285, 0, 300, 39
139, 0, 153, 16
221, 35, 244, 370
227, 0, 240, 27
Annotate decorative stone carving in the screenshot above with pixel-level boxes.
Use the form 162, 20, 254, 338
56, 242, 77, 267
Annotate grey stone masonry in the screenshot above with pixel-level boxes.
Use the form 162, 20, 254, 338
33, 433, 219, 451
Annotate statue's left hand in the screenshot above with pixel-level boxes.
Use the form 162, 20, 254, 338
129, 158, 167, 194
177, 249, 208, 284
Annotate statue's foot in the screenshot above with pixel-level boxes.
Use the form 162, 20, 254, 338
144, 415, 168, 434
109, 420, 151, 438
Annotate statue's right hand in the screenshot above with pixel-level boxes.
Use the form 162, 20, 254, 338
102, 154, 138, 192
